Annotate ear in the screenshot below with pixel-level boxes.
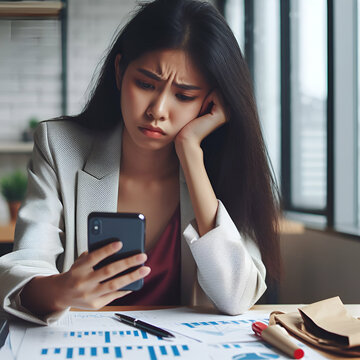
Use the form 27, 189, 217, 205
199, 90, 214, 116
114, 54, 122, 90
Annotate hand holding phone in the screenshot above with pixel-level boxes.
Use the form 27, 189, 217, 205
20, 241, 151, 314
88, 212, 146, 291
20, 213, 148, 313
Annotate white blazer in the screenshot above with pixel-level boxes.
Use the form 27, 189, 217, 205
0, 120, 266, 325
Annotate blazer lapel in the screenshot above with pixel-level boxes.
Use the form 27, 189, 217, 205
76, 124, 122, 257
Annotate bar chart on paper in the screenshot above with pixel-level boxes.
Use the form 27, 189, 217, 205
37, 344, 194, 359
16, 326, 204, 360
181, 318, 260, 329
18, 328, 166, 347
60, 329, 161, 342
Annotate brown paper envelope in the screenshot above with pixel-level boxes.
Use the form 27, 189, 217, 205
299, 297, 360, 347
270, 311, 360, 357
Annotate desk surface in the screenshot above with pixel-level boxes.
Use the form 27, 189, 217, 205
95, 304, 360, 315
79, 304, 360, 360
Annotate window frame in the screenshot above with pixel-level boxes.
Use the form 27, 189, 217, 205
280, 0, 333, 221
219, 0, 360, 237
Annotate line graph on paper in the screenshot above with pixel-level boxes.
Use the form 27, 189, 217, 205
170, 317, 270, 342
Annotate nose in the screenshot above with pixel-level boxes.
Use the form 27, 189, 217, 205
146, 90, 169, 122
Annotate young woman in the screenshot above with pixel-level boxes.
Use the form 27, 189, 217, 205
0, 0, 280, 325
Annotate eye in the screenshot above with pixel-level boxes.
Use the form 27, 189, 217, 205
176, 94, 196, 102
136, 80, 154, 90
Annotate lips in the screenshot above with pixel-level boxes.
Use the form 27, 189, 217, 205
139, 126, 165, 135
138, 125, 166, 139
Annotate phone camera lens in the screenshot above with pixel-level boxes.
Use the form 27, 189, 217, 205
92, 219, 101, 235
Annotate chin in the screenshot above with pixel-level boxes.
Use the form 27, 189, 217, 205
132, 135, 173, 151
141, 141, 174, 152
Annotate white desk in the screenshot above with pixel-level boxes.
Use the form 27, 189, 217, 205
95, 304, 360, 360
3, 304, 359, 359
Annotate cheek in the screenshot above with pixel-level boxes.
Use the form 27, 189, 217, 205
121, 83, 146, 121
171, 101, 202, 128
121, 84, 142, 115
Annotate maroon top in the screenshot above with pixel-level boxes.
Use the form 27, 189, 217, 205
111, 205, 181, 306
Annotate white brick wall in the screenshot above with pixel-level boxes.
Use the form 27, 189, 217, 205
0, 0, 137, 221
0, 0, 217, 138
0, 0, 137, 141
67, 0, 136, 115
0, 19, 62, 141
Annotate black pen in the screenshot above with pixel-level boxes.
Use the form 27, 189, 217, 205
115, 313, 175, 338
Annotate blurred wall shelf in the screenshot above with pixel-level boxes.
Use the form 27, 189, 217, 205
0, 142, 33, 154
0, 222, 14, 243
0, 222, 14, 256
0, 1, 63, 18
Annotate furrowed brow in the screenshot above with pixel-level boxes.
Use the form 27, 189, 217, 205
137, 68, 202, 90
174, 83, 201, 90
137, 68, 162, 81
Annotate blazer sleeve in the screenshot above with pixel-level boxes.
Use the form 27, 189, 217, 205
183, 200, 267, 315
0, 123, 69, 324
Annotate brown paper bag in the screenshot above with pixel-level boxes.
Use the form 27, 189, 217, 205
269, 297, 360, 357
299, 297, 360, 347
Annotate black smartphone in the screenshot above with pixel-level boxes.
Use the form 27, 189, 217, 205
88, 212, 146, 291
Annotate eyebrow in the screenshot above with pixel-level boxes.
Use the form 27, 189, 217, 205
137, 68, 202, 90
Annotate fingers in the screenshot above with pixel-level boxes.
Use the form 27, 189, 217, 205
210, 92, 228, 119
98, 290, 133, 307
200, 90, 228, 123
60, 242, 151, 310
98, 265, 151, 297
92, 252, 148, 283
86, 241, 123, 268
72, 290, 133, 311
199, 91, 214, 116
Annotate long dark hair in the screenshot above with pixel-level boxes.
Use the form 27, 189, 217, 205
69, 0, 281, 281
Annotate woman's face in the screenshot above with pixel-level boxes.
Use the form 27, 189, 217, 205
117, 49, 211, 151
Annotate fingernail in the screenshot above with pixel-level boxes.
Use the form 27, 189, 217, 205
139, 266, 151, 276
113, 242, 122, 250
136, 253, 147, 262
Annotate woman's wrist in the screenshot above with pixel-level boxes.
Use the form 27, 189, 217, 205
20, 274, 67, 316
175, 137, 218, 236
175, 138, 203, 163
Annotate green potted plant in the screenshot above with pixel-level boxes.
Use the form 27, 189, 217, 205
0, 171, 27, 222
22, 117, 39, 142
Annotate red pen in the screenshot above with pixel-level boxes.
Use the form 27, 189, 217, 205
252, 322, 305, 359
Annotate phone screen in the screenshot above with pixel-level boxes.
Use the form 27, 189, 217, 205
88, 212, 145, 291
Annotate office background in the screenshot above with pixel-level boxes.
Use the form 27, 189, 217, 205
0, 0, 359, 304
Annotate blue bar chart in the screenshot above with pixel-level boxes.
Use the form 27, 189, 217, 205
64, 329, 158, 341
38, 344, 193, 359
181, 319, 258, 328
28, 327, 166, 347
